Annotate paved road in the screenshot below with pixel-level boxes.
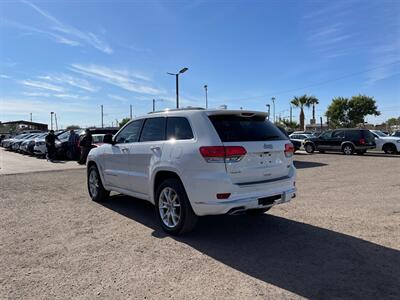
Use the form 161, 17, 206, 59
1, 151, 399, 299
0, 148, 84, 175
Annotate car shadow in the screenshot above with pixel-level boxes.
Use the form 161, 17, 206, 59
100, 195, 400, 299
293, 160, 328, 169
318, 152, 399, 158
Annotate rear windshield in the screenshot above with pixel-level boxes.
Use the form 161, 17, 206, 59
209, 114, 287, 142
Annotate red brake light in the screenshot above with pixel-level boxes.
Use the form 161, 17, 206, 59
199, 146, 247, 162
359, 138, 366, 145
225, 146, 247, 157
199, 146, 225, 157
284, 143, 294, 157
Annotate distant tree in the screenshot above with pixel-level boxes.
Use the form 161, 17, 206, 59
326, 95, 380, 128
347, 95, 380, 125
308, 95, 319, 122
291, 94, 313, 130
66, 125, 80, 130
325, 97, 350, 128
386, 117, 400, 127
119, 118, 131, 128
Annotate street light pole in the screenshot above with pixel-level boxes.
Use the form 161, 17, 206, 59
204, 84, 208, 109
50, 112, 54, 130
271, 97, 276, 123
266, 104, 271, 120
153, 99, 155, 112
167, 67, 188, 109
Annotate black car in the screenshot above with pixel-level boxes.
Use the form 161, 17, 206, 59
303, 128, 376, 155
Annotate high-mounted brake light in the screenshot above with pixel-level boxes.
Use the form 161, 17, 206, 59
199, 146, 247, 163
284, 143, 294, 157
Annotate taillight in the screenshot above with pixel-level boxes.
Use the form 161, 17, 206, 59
199, 146, 247, 163
359, 138, 365, 145
284, 143, 294, 158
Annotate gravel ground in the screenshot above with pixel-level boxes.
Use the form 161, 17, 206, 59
1, 151, 399, 299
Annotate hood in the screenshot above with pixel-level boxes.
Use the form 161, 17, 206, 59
378, 136, 400, 141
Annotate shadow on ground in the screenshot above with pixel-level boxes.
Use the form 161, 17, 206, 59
293, 160, 328, 169
100, 195, 400, 299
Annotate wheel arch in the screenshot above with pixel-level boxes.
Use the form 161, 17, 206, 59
152, 169, 185, 203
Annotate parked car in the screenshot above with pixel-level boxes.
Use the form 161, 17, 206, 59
370, 130, 400, 154
33, 131, 65, 157
2, 133, 29, 149
289, 133, 314, 152
19, 133, 47, 155
55, 129, 84, 159
391, 130, 400, 137
11, 133, 39, 151
86, 108, 296, 235
303, 128, 376, 155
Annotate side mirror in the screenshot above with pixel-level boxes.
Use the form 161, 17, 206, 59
103, 133, 114, 144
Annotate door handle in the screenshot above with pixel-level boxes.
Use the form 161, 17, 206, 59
121, 147, 129, 153
150, 146, 161, 151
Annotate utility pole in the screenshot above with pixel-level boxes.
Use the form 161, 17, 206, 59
50, 112, 54, 130
290, 105, 292, 123
30, 113, 32, 122
204, 84, 208, 109
153, 99, 155, 112
266, 104, 271, 120
101, 105, 104, 128
271, 97, 276, 123
54, 113, 58, 131
130, 104, 133, 119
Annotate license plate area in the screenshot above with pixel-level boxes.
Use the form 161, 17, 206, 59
258, 194, 282, 206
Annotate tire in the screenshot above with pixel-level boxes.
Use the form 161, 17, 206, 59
342, 144, 354, 155
87, 164, 110, 202
247, 207, 271, 215
383, 143, 397, 154
155, 178, 198, 235
304, 143, 315, 154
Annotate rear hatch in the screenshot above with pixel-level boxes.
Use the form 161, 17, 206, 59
208, 112, 293, 185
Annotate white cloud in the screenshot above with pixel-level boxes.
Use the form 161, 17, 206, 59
0, 74, 11, 79
19, 80, 65, 92
70, 64, 163, 95
21, 1, 112, 54
38, 73, 99, 92
108, 94, 128, 102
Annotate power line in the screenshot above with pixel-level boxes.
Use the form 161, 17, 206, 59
225, 61, 400, 102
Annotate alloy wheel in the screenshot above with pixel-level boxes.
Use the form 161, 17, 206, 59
88, 169, 99, 198
158, 187, 181, 228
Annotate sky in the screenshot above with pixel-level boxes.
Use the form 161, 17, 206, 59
0, 0, 399, 128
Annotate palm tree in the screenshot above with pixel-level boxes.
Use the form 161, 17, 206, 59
291, 94, 312, 130
308, 95, 319, 123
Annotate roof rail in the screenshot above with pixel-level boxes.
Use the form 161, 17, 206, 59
148, 107, 205, 114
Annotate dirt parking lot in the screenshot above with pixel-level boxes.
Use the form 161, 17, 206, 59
1, 150, 399, 299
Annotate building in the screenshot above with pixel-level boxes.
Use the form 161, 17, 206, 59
0, 120, 48, 132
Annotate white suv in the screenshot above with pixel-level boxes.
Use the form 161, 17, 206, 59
87, 108, 296, 234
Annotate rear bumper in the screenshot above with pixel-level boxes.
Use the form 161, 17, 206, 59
185, 166, 296, 216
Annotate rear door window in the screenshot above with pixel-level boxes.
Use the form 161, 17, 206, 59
345, 130, 361, 140
332, 130, 345, 139
139, 117, 166, 142
166, 117, 194, 140
208, 114, 286, 142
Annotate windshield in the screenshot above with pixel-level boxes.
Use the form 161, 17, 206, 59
373, 131, 387, 137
